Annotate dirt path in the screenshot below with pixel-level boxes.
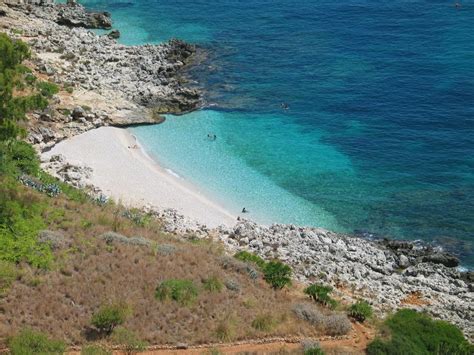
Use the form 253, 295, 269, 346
70, 321, 374, 355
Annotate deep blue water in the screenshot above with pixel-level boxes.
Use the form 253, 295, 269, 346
81, 0, 474, 266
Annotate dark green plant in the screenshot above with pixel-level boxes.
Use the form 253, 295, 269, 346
155, 279, 198, 306
263, 260, 292, 289
348, 300, 373, 322
203, 275, 223, 292
8, 329, 66, 355
36, 81, 59, 98
234, 250, 267, 268
367, 309, 474, 355
111, 328, 147, 355
90, 302, 130, 334
304, 284, 337, 309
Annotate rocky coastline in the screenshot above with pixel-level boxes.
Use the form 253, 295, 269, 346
0, 1, 201, 151
1, 0, 473, 341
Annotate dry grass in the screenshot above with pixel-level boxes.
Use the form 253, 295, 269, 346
0, 189, 351, 348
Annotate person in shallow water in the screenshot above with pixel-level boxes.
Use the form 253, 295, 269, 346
207, 133, 217, 141
242, 207, 248, 213
280, 103, 289, 110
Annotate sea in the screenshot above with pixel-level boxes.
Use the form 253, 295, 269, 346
79, 0, 474, 267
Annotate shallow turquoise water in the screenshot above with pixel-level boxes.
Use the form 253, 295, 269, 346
81, 0, 474, 266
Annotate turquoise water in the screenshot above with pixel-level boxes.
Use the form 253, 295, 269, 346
81, 0, 474, 266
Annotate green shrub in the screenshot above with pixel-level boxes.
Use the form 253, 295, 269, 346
111, 328, 147, 355
304, 284, 337, 309
348, 300, 373, 322
155, 279, 198, 306
263, 261, 292, 289
251, 314, 276, 332
7, 140, 40, 176
36, 81, 59, 98
304, 347, 325, 355
0, 178, 52, 269
8, 329, 66, 355
90, 302, 130, 334
234, 251, 267, 268
203, 276, 223, 292
81, 344, 111, 355
367, 309, 474, 355
0, 260, 19, 296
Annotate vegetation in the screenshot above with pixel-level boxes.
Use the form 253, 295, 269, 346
90, 302, 130, 334
0, 260, 19, 296
263, 260, 292, 289
251, 314, 276, 332
367, 309, 473, 355
348, 300, 373, 322
234, 250, 267, 268
304, 284, 337, 309
111, 328, 147, 355
8, 329, 66, 355
202, 275, 223, 292
81, 344, 112, 355
155, 279, 198, 306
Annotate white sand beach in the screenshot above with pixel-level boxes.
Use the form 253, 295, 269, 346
42, 127, 237, 228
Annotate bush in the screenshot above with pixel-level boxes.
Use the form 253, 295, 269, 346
81, 344, 112, 355
0, 260, 19, 296
251, 314, 276, 332
111, 328, 147, 355
348, 300, 373, 322
90, 302, 130, 334
202, 276, 223, 292
293, 303, 325, 327
367, 309, 474, 355
234, 251, 267, 268
263, 260, 292, 289
6, 140, 40, 176
304, 284, 337, 309
302, 340, 325, 355
36, 81, 59, 98
155, 279, 198, 306
324, 314, 352, 336
8, 329, 66, 355
0, 178, 52, 269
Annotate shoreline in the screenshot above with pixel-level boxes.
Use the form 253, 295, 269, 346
42, 126, 237, 228
1, 1, 472, 340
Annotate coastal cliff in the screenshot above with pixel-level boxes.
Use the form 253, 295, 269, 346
0, 0, 473, 346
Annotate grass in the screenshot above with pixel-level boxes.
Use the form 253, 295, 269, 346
8, 329, 66, 355
234, 251, 267, 269
251, 314, 276, 332
0, 261, 19, 296
155, 279, 199, 306
111, 327, 147, 354
202, 276, 223, 292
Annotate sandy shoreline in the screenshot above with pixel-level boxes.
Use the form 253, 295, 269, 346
42, 127, 237, 228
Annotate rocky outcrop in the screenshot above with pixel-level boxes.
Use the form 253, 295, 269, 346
211, 220, 473, 340
1, 3, 201, 150
23, 1, 112, 29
